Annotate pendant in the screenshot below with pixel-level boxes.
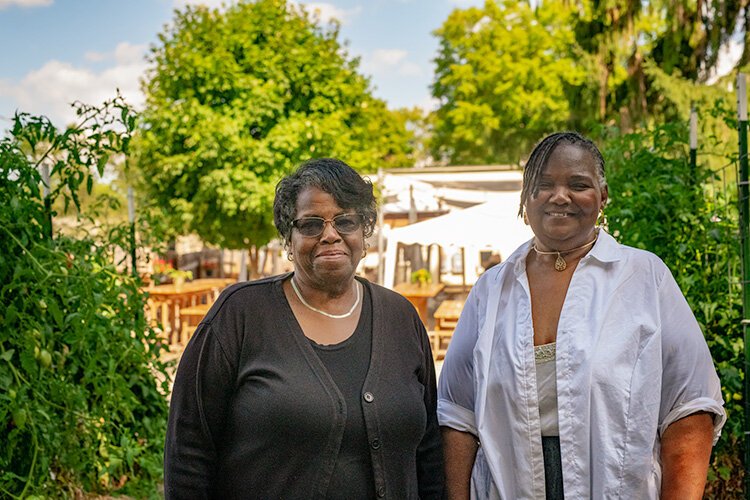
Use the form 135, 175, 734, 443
554, 254, 567, 272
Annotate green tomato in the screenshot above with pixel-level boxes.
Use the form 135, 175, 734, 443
39, 349, 52, 368
12, 408, 27, 429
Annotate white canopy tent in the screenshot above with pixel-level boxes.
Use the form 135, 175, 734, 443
383, 193, 534, 289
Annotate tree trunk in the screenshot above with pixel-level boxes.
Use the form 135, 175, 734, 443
248, 246, 260, 280
598, 51, 609, 121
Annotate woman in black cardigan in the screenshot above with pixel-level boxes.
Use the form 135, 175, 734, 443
164, 158, 444, 499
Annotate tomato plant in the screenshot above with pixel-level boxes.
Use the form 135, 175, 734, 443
0, 96, 169, 497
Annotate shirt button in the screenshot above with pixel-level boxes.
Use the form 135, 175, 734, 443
371, 438, 381, 449
363, 392, 374, 403
377, 486, 386, 497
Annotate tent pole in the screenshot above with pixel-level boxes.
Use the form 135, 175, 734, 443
461, 247, 466, 290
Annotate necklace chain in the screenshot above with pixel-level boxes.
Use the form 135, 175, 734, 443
532, 234, 598, 272
290, 277, 361, 319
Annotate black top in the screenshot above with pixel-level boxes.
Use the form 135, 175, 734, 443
164, 274, 443, 499
310, 285, 375, 499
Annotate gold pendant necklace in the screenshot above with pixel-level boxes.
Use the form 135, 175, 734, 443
532, 234, 598, 272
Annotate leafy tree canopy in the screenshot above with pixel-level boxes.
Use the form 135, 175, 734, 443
430, 0, 586, 164
136, 0, 415, 250
430, 0, 750, 165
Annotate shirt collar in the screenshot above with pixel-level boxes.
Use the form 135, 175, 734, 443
585, 229, 622, 264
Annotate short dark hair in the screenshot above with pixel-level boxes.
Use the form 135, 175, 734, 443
518, 131, 606, 217
273, 158, 377, 246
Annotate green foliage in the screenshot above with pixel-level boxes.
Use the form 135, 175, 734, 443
602, 121, 743, 495
136, 0, 415, 250
0, 98, 169, 496
430, 0, 586, 164
430, 0, 749, 164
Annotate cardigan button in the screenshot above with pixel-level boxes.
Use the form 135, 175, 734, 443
371, 438, 381, 449
377, 486, 386, 497
363, 392, 374, 403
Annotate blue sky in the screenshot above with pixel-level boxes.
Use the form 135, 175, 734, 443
0, 0, 483, 128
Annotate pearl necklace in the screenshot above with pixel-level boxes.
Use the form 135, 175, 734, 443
290, 277, 361, 319
532, 234, 598, 272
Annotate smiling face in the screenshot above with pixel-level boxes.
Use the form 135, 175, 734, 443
524, 143, 608, 251
289, 186, 364, 292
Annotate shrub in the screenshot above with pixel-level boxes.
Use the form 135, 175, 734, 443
602, 122, 743, 496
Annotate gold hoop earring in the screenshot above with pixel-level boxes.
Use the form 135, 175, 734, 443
287, 252, 294, 262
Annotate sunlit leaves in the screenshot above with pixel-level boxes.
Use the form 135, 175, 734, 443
136, 0, 415, 250
431, 0, 585, 164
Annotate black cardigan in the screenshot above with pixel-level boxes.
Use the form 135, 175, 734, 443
164, 274, 444, 499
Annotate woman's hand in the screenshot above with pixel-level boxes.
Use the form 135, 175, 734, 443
660, 411, 714, 500
442, 427, 479, 500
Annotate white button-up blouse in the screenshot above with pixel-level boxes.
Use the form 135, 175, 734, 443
438, 230, 726, 499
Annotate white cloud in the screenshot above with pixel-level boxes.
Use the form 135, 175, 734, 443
85, 42, 146, 65
417, 95, 440, 113
361, 49, 424, 77
0, 42, 148, 127
295, 1, 361, 25
0, 0, 52, 9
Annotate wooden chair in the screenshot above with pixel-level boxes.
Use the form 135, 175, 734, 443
431, 299, 465, 360
179, 303, 211, 345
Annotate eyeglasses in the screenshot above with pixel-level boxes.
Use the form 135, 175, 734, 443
292, 213, 363, 237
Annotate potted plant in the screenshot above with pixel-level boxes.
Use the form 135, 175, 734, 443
410, 269, 432, 287
168, 268, 193, 289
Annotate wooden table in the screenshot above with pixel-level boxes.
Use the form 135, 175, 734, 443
393, 282, 445, 324
143, 278, 235, 345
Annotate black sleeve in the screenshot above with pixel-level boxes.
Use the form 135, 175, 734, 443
163, 323, 236, 498
415, 318, 445, 499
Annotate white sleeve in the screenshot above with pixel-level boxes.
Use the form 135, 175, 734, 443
657, 267, 726, 444
437, 284, 482, 436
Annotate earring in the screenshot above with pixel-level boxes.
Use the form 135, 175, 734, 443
597, 210, 607, 227
287, 252, 294, 262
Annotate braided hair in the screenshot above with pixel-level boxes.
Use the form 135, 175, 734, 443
518, 132, 606, 218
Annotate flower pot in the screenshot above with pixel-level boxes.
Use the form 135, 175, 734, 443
174, 276, 185, 290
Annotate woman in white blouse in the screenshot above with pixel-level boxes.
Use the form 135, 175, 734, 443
438, 132, 726, 499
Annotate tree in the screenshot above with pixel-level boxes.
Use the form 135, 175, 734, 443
571, 0, 747, 127
431, 0, 750, 164
135, 0, 415, 269
430, 0, 587, 164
